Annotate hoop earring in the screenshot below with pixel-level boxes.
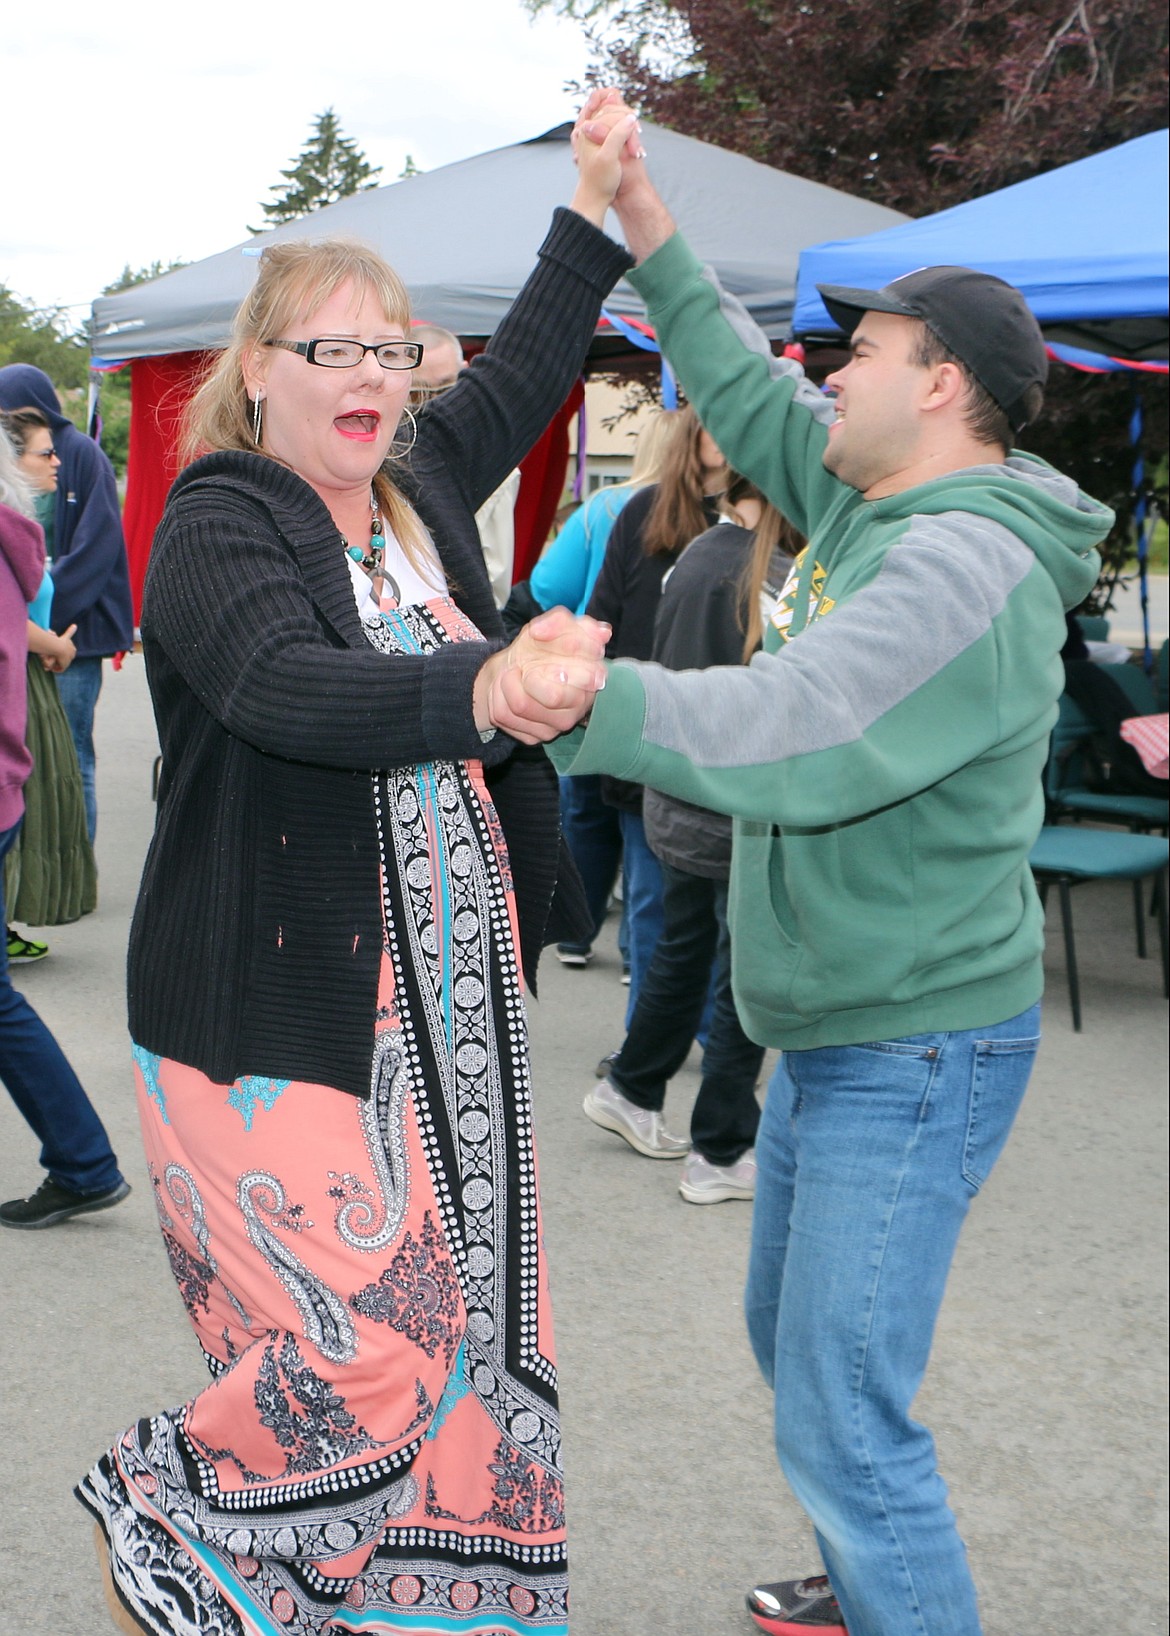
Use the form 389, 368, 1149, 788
395, 406, 417, 456
252, 393, 264, 447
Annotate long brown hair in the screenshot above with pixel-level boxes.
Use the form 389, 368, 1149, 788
727, 474, 804, 662
183, 237, 428, 563
642, 404, 726, 558
624, 407, 676, 489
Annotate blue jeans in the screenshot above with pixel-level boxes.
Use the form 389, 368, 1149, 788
745, 1005, 1040, 1636
611, 862, 763, 1164
616, 810, 664, 1026
56, 655, 103, 843
557, 774, 622, 955
0, 821, 123, 1195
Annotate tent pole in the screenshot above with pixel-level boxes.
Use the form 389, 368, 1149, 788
1130, 393, 1153, 675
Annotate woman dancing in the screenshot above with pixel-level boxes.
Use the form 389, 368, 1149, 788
78, 115, 634, 1636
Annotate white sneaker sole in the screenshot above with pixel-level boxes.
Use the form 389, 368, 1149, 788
679, 1179, 755, 1204
582, 1090, 688, 1160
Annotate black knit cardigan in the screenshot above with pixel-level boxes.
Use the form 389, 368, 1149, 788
127, 208, 633, 1098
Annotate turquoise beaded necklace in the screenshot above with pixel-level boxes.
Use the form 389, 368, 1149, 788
344, 493, 385, 575
343, 494, 400, 608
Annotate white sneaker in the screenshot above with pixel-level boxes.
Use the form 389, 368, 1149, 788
679, 1150, 757, 1204
582, 1079, 689, 1159
556, 945, 592, 967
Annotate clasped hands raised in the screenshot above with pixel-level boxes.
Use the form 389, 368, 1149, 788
470, 89, 664, 749
572, 88, 675, 266
474, 608, 609, 746
566, 84, 649, 227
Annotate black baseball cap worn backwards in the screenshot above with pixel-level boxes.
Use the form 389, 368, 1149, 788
816, 266, 1048, 434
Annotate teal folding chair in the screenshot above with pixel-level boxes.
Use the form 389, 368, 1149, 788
1044, 695, 1168, 834
1098, 660, 1159, 716
1075, 614, 1111, 642
1029, 826, 1169, 1030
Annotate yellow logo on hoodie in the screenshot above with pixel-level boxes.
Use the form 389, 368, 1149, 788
770, 549, 835, 642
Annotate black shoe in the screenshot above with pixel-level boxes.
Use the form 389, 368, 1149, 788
594, 1048, 620, 1078
0, 1176, 131, 1230
747, 1575, 847, 1634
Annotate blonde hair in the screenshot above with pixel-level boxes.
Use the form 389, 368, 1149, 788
576, 408, 674, 520
726, 473, 803, 662
626, 408, 675, 487
183, 237, 427, 559
642, 404, 727, 558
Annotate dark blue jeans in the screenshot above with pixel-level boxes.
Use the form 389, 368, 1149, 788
557, 774, 622, 955
0, 820, 123, 1194
610, 861, 764, 1164
615, 810, 665, 1026
56, 654, 103, 843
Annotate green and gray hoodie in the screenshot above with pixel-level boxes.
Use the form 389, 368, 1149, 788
551, 232, 1111, 1049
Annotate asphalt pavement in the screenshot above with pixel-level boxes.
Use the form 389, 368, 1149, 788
0, 656, 1166, 1636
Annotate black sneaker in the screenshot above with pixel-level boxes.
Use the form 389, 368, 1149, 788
747, 1575, 847, 1634
0, 1176, 131, 1230
594, 1048, 620, 1079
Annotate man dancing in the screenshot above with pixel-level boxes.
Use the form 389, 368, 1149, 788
548, 95, 1111, 1636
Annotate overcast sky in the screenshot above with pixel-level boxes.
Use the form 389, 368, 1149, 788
4, 0, 595, 322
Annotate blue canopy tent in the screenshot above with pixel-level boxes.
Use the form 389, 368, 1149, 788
792, 130, 1169, 660
792, 130, 1168, 362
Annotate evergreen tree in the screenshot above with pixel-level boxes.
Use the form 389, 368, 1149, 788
101, 259, 189, 294
251, 108, 382, 233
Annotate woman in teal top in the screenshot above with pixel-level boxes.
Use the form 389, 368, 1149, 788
525, 409, 673, 967
529, 407, 672, 614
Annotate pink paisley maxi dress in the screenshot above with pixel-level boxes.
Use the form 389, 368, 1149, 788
78, 586, 568, 1636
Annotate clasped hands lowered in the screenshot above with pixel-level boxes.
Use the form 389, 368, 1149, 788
474, 608, 610, 746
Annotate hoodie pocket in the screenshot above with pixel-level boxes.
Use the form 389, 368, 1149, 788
728, 824, 811, 1032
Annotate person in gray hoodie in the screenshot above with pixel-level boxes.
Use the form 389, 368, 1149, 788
0, 365, 134, 840
0, 438, 129, 1228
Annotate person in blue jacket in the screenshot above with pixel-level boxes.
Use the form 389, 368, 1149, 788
529, 409, 671, 616
0, 365, 134, 841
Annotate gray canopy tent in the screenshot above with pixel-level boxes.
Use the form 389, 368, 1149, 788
91, 121, 904, 598
92, 121, 905, 360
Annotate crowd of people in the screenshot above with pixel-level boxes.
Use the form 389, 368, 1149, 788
0, 85, 1123, 1636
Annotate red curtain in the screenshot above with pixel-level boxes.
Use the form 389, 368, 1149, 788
121, 356, 579, 618
123, 352, 208, 621
513, 378, 584, 581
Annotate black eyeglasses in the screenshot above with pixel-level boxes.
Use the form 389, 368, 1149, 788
264, 338, 424, 371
